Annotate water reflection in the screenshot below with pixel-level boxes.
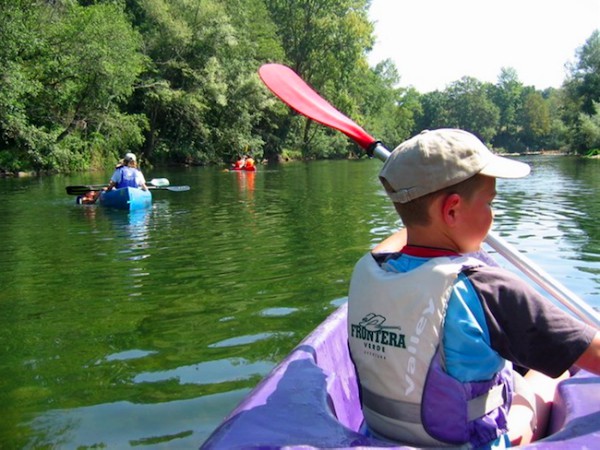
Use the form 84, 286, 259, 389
2, 158, 600, 448
27, 398, 209, 449
102, 208, 151, 247
235, 169, 255, 195
134, 358, 273, 385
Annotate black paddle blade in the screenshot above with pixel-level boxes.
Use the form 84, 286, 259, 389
66, 185, 106, 195
66, 185, 190, 195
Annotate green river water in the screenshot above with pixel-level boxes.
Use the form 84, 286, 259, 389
1, 156, 599, 449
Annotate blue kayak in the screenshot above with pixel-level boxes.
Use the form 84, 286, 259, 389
99, 187, 152, 210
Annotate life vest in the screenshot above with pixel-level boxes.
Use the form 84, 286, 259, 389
244, 158, 255, 170
116, 167, 139, 188
347, 253, 513, 448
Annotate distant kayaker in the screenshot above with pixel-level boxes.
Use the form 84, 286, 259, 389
232, 155, 247, 171
243, 155, 256, 171
348, 129, 600, 448
105, 152, 148, 191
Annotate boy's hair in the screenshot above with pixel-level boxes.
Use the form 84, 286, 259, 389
382, 174, 490, 227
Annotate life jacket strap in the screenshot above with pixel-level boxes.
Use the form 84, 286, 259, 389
362, 382, 508, 424
467, 383, 507, 420
361, 386, 421, 423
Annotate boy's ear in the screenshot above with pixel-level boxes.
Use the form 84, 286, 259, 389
441, 193, 462, 226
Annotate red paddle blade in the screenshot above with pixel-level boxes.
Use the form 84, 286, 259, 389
258, 64, 376, 150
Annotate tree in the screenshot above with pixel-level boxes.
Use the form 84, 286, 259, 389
490, 67, 525, 150
494, 67, 523, 134
541, 88, 569, 150
520, 90, 551, 150
578, 102, 600, 153
570, 30, 600, 115
349, 60, 417, 149
0, 1, 146, 172
125, 0, 274, 164
0, 0, 40, 171
563, 30, 600, 153
264, 0, 374, 158
445, 77, 500, 143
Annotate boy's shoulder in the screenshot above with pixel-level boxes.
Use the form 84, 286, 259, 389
462, 265, 554, 318
463, 264, 526, 287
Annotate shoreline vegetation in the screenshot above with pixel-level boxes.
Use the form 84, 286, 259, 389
1, 2, 599, 176
0, 151, 578, 179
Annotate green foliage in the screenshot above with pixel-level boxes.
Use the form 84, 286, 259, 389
0, 1, 146, 173
520, 91, 551, 149
578, 102, 600, 151
0, 2, 597, 172
493, 67, 523, 135
416, 77, 501, 144
562, 30, 600, 153
445, 77, 500, 143
263, 0, 375, 158
571, 30, 600, 116
126, 0, 277, 165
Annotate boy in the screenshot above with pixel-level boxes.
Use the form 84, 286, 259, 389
347, 129, 600, 448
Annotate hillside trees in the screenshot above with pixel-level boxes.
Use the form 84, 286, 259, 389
412, 69, 572, 152
491, 67, 523, 149
124, 0, 280, 165
356, 59, 421, 150
263, 0, 379, 158
562, 30, 600, 153
0, 1, 146, 172
0, 1, 597, 173
414, 77, 501, 146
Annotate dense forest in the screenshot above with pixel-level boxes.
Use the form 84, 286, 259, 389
1, 0, 600, 174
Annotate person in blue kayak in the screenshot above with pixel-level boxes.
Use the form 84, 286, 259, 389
105, 152, 148, 191
347, 129, 600, 449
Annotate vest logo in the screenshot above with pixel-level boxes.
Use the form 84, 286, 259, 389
350, 313, 406, 353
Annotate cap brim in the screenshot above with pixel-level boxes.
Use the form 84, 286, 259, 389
479, 154, 530, 179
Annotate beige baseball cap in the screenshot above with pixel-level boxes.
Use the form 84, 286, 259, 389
379, 129, 531, 203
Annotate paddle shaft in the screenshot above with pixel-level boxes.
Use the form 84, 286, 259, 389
259, 64, 600, 328
66, 185, 189, 195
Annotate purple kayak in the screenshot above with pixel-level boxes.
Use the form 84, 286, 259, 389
201, 302, 600, 449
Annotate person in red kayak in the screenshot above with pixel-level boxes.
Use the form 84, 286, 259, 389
347, 129, 600, 449
232, 155, 247, 171
242, 155, 256, 171
105, 152, 148, 191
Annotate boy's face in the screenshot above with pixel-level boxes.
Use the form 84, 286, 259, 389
456, 176, 497, 253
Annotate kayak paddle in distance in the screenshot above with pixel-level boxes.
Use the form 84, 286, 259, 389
149, 185, 190, 192
148, 178, 170, 187
66, 178, 190, 195
257, 63, 600, 328
146, 178, 190, 191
